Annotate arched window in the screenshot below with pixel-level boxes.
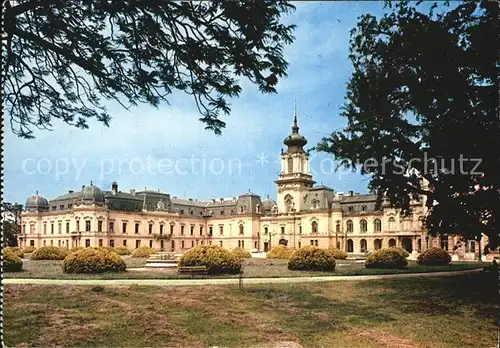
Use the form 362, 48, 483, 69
374, 219, 382, 232
389, 238, 396, 247
239, 224, 244, 235
403, 218, 411, 230
311, 221, 318, 233
360, 219, 367, 232
388, 217, 396, 231
287, 157, 293, 173
335, 221, 341, 233
346, 220, 353, 233
374, 239, 382, 250
360, 239, 367, 252
347, 239, 354, 253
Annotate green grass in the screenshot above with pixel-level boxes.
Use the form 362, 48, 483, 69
4, 272, 497, 347
3, 257, 488, 280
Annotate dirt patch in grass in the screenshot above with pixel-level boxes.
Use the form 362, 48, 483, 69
352, 327, 420, 348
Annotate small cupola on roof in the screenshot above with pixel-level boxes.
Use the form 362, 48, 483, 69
283, 101, 307, 154
82, 181, 105, 205
25, 191, 49, 211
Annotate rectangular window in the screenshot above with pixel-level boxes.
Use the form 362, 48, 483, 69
315, 240, 318, 247
310, 240, 314, 245
180, 210, 184, 215
191, 240, 194, 248
220, 210, 224, 215
470, 241, 476, 252
66, 222, 70, 233
181, 225, 185, 235
68, 204, 72, 209
135, 223, 140, 234
238, 240, 241, 248
85, 220, 91, 232
43, 240, 46, 246
51, 223, 54, 234
219, 241, 223, 247
241, 240, 245, 248
170, 225, 174, 234
50, 240, 53, 245
43, 223, 47, 234
281, 226, 285, 234
209, 226, 213, 235
300, 226, 302, 234
30, 240, 35, 247
109, 222, 114, 233
160, 225, 163, 235
190, 226, 194, 236
181, 240, 185, 249
76, 221, 80, 231
254, 241, 257, 249
264, 227, 268, 235
98, 221, 103, 232
209, 241, 212, 245
149, 224, 153, 234
58, 240, 61, 247
110, 240, 115, 248
123, 240, 127, 247
59, 205, 64, 210
171, 240, 175, 251
220, 226, 224, 235
200, 226, 203, 235
58, 223, 62, 234
298, 241, 301, 248
149, 240, 153, 248
136, 240, 141, 248
160, 240, 164, 250
85, 239, 90, 247
122, 222, 127, 233
98, 239, 103, 247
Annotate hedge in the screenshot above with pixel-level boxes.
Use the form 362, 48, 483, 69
30, 246, 69, 260
327, 248, 348, 260
231, 247, 252, 259
417, 247, 451, 266
288, 245, 336, 271
63, 248, 126, 273
179, 245, 241, 274
365, 248, 408, 269
3, 248, 23, 272
113, 246, 132, 255
266, 245, 294, 259
131, 246, 156, 258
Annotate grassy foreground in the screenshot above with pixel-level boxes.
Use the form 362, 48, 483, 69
4, 257, 488, 280
4, 272, 497, 348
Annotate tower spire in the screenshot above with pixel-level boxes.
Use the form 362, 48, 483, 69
292, 100, 299, 134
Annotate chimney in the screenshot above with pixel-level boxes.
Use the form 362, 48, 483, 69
82, 185, 85, 191
188, 198, 193, 201
111, 182, 118, 195
355, 192, 360, 196
68, 190, 74, 194
220, 198, 224, 203
349, 191, 354, 196
130, 189, 135, 195
212, 199, 216, 203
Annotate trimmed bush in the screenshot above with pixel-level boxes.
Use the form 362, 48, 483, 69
113, 246, 131, 255
179, 245, 241, 274
71, 246, 85, 252
3, 249, 23, 272
231, 247, 252, 259
22, 246, 37, 254
389, 247, 410, 258
266, 245, 294, 259
417, 247, 451, 266
30, 246, 70, 260
365, 248, 408, 269
288, 245, 336, 271
327, 248, 348, 260
4, 247, 24, 258
63, 248, 126, 273
131, 246, 156, 258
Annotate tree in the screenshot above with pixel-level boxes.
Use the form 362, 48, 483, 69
2, 203, 23, 247
3, 0, 295, 138
317, 1, 499, 249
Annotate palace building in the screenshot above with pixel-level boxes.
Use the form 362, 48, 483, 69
19, 109, 484, 259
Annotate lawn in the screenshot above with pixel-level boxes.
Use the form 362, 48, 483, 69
4, 272, 497, 348
3, 257, 488, 280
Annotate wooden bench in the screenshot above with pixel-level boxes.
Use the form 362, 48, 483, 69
177, 266, 208, 278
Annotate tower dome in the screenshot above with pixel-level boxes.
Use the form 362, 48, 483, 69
25, 192, 49, 211
262, 195, 277, 212
82, 182, 105, 204
283, 102, 307, 153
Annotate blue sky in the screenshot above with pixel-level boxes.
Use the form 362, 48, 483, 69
4, 1, 389, 205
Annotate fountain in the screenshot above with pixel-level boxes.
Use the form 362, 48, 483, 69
144, 252, 182, 269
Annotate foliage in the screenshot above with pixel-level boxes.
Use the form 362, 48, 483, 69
327, 248, 348, 260
288, 245, 336, 271
316, 0, 500, 248
365, 248, 408, 269
30, 246, 69, 260
266, 245, 294, 259
22, 246, 37, 254
3, 248, 23, 272
178, 245, 241, 275
3, 220, 21, 247
4, 247, 24, 258
4, 1, 296, 138
231, 247, 252, 259
62, 248, 126, 273
71, 247, 85, 252
113, 246, 131, 255
130, 246, 156, 258
417, 247, 452, 266
388, 247, 410, 258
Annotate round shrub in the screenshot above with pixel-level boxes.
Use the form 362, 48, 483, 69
179, 245, 241, 275
3, 249, 23, 272
231, 247, 252, 259
30, 246, 69, 260
266, 245, 294, 259
63, 248, 126, 273
417, 247, 451, 266
22, 246, 37, 254
388, 247, 410, 258
131, 246, 156, 258
327, 248, 348, 260
113, 246, 131, 255
288, 245, 336, 271
365, 248, 408, 269
4, 247, 24, 258
71, 246, 85, 252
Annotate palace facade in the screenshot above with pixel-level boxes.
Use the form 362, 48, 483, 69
19, 110, 483, 259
